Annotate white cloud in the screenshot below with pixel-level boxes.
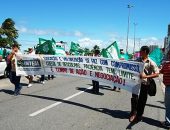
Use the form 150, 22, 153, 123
107, 36, 163, 53
74, 31, 84, 37
77, 38, 103, 49
76, 36, 163, 53
16, 26, 85, 37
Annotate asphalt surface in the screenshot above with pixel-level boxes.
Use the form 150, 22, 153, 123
0, 76, 167, 130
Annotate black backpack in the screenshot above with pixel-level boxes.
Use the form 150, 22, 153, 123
5, 60, 11, 78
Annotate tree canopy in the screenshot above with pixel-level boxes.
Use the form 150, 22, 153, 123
0, 18, 19, 48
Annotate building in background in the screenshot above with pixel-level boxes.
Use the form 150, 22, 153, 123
164, 24, 170, 57
149, 45, 158, 54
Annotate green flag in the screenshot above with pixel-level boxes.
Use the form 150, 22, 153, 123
70, 42, 84, 55
149, 47, 163, 66
101, 41, 121, 59
36, 38, 56, 55
120, 53, 129, 60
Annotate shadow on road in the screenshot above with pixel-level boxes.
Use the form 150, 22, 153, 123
126, 116, 164, 129
87, 84, 121, 92
21, 93, 129, 118
146, 104, 165, 109
157, 101, 165, 105
21, 93, 164, 129
0, 89, 14, 95
76, 87, 104, 96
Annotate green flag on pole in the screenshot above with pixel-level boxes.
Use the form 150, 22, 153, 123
149, 47, 163, 66
101, 41, 121, 59
70, 42, 84, 55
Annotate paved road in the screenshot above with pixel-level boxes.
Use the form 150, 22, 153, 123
0, 76, 167, 130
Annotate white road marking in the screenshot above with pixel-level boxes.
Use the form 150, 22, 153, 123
29, 86, 93, 117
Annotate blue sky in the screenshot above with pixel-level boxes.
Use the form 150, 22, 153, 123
0, 0, 169, 52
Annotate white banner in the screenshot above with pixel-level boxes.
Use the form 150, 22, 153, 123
16, 54, 144, 94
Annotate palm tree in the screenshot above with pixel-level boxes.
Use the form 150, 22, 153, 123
0, 18, 18, 47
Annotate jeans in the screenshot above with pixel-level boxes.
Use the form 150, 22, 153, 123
10, 71, 21, 93
165, 86, 170, 124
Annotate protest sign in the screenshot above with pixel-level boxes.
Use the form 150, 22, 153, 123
16, 54, 144, 94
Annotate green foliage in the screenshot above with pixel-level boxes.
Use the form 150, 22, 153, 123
0, 18, 19, 48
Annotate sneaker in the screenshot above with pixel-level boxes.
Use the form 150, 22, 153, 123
27, 84, 32, 88
14, 91, 21, 96
161, 121, 170, 128
112, 86, 116, 91
41, 81, 45, 85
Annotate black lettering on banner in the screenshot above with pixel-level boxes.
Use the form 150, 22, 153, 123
100, 59, 108, 66
91, 58, 97, 64
46, 61, 56, 66
17, 59, 41, 67
85, 58, 90, 63
84, 64, 103, 71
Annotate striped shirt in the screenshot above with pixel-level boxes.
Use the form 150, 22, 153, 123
160, 61, 170, 86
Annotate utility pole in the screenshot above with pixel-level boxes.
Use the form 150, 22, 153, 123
133, 23, 137, 54
126, 4, 133, 53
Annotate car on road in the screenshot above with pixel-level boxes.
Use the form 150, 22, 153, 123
0, 60, 7, 77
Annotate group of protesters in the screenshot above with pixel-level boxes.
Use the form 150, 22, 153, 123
6, 43, 170, 129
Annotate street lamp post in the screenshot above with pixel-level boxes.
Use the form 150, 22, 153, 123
126, 4, 133, 53
133, 23, 137, 54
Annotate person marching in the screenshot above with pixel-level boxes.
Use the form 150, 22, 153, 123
7, 43, 22, 96
92, 49, 100, 94
26, 48, 34, 88
160, 50, 170, 129
129, 46, 159, 122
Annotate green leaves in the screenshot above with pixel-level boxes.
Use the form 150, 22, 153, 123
0, 18, 18, 48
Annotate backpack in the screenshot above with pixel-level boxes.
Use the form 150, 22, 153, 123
143, 62, 157, 96
5, 59, 11, 78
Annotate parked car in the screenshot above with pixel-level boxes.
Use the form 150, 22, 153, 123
0, 60, 7, 77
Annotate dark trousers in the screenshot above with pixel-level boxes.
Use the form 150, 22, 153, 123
10, 71, 21, 93
132, 84, 148, 117
92, 80, 99, 94
40, 75, 45, 81
48, 75, 54, 80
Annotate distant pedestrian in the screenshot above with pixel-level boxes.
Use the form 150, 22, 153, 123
92, 49, 100, 94
112, 86, 121, 92
26, 48, 34, 88
160, 50, 170, 129
7, 43, 22, 96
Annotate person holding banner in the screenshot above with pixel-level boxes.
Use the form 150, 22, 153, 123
7, 43, 22, 96
160, 50, 170, 129
92, 49, 100, 94
26, 48, 34, 88
129, 46, 159, 122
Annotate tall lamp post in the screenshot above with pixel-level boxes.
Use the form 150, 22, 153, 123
133, 23, 137, 54
126, 4, 133, 53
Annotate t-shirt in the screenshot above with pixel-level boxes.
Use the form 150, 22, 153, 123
137, 57, 159, 85
160, 61, 170, 86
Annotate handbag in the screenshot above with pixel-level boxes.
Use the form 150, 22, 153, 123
144, 69, 157, 96
147, 78, 157, 96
